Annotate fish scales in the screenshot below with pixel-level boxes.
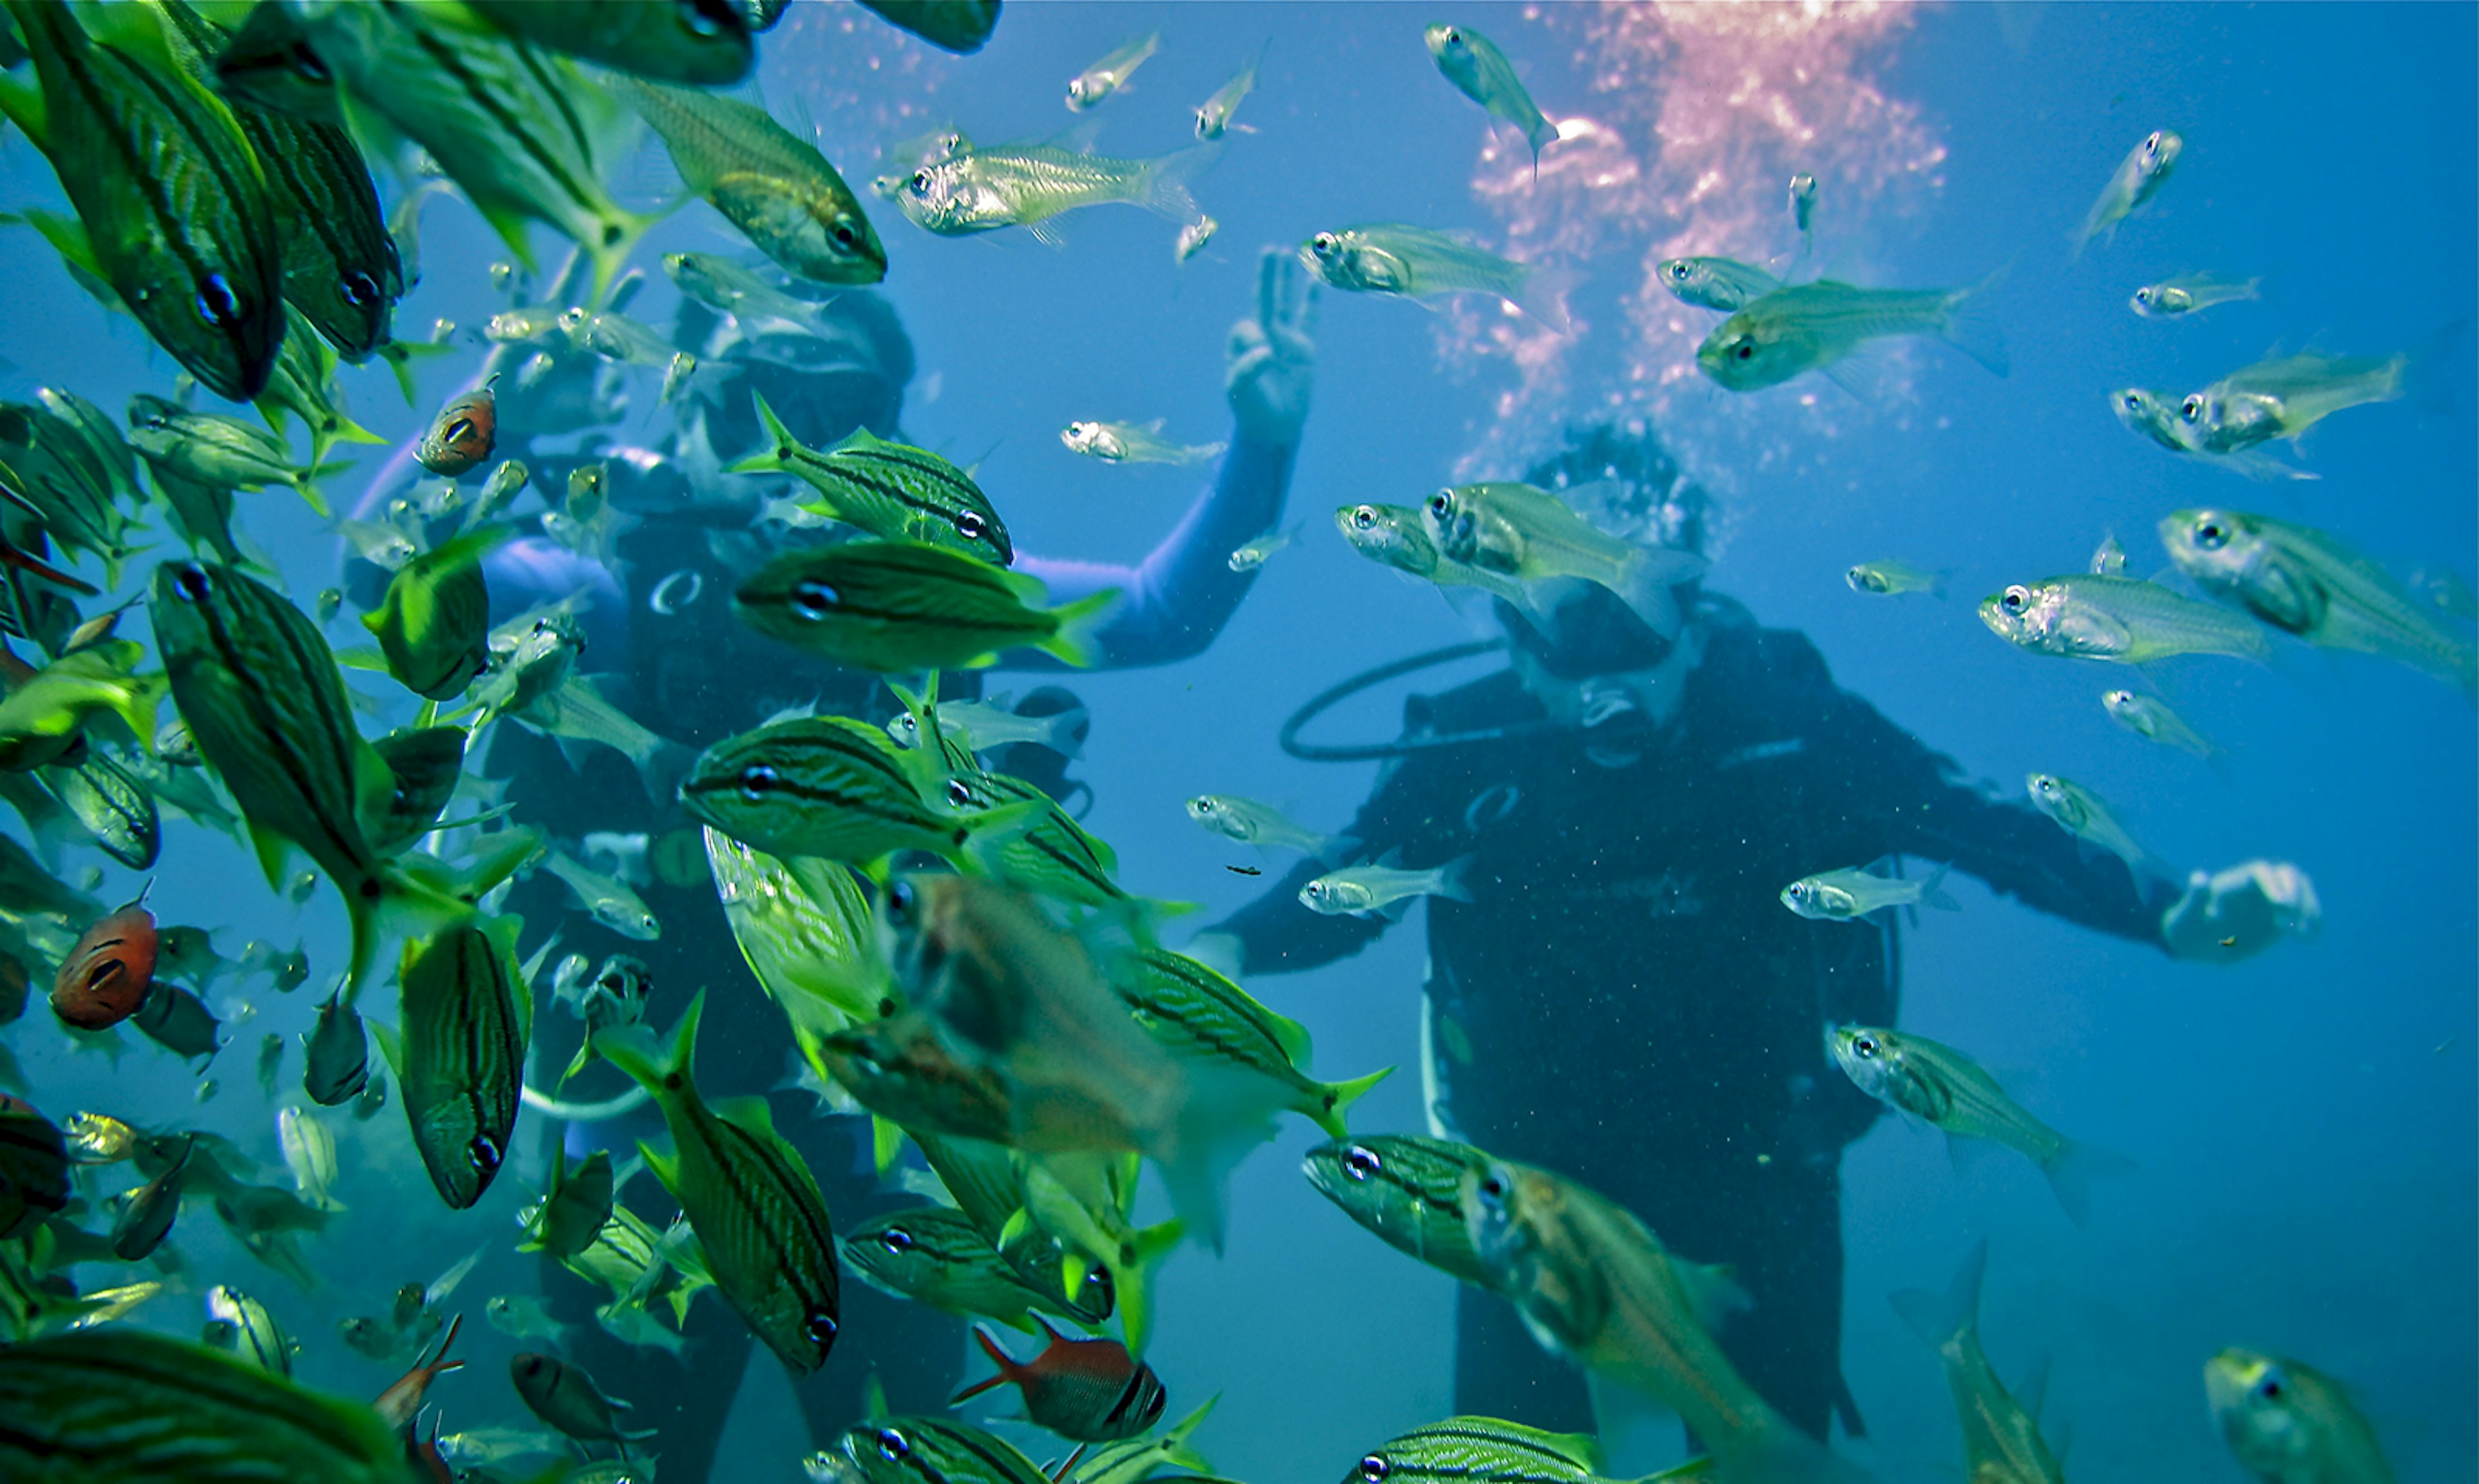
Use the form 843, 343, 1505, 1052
400, 924, 525, 1209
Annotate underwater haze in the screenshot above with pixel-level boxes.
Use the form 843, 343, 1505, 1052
0, 3, 2469, 1483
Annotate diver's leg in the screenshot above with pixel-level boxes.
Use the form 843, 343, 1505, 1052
775, 1106, 968, 1446
542, 1252, 753, 1481
1452, 1285, 1594, 1432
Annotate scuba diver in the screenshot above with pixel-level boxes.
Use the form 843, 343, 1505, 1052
354, 249, 1319, 1479
1190, 421, 2318, 1451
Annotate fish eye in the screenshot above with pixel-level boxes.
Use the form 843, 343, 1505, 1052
1351, 505, 1378, 531
173, 564, 212, 602
1427, 488, 1454, 517
1443, 26, 1460, 43
737, 762, 779, 800
1668, 261, 1690, 281
831, 222, 859, 250
878, 1226, 914, 1253
2255, 1371, 2284, 1401
1853, 1035, 1879, 1058
2195, 520, 2227, 550
876, 1428, 911, 1462
1735, 341, 1756, 361
2134, 287, 2152, 303
686, 0, 735, 37
1311, 232, 1338, 256
466, 1132, 502, 1174
1303, 882, 1324, 899
955, 510, 986, 539
2001, 584, 2032, 615
946, 779, 974, 808
1342, 1144, 1382, 1181
1360, 1457, 1392, 1483
2121, 392, 2143, 411
909, 170, 932, 195
886, 880, 917, 921
340, 270, 379, 307
196, 273, 243, 328
1787, 882, 1807, 898
804, 1306, 837, 1344
791, 580, 837, 618
1478, 1173, 1508, 1201
2180, 396, 2205, 422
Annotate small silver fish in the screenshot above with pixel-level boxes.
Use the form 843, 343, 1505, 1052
1300, 853, 1473, 919
1229, 524, 1301, 573
1189, 794, 1355, 862
1846, 562, 1946, 598
1067, 32, 1160, 110
1174, 215, 1218, 264
1781, 857, 1957, 922
1193, 47, 1263, 139
2074, 128, 2182, 260
1303, 223, 1574, 330
2101, 690, 2219, 761
542, 850, 661, 941
1657, 255, 1782, 313
276, 1106, 343, 1212
1061, 419, 1226, 465
2026, 773, 2158, 875
2130, 274, 2260, 319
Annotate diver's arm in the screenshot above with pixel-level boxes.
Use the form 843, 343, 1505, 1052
1012, 432, 1294, 669
1006, 249, 1317, 671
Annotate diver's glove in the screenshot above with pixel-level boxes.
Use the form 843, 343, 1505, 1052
2161, 860, 2321, 961
1226, 247, 1320, 447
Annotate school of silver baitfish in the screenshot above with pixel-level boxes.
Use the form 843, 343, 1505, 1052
0, 4, 2456, 1484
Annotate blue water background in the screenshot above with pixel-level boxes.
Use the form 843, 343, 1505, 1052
0, 3, 2469, 1480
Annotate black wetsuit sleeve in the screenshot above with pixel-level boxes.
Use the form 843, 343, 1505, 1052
1210, 754, 1426, 976
1819, 685, 2176, 947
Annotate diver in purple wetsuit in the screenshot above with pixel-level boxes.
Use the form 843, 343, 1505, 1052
356, 250, 1317, 1479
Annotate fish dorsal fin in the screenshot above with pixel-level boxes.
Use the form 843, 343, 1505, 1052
713, 1094, 779, 1139
1859, 853, 1901, 879
2015, 1350, 2053, 1422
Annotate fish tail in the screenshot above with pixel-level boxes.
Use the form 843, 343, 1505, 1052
1433, 852, 1478, 904
1524, 110, 1560, 163
1309, 1065, 1393, 1139
1609, 542, 1703, 638
1506, 259, 1580, 334
349, 861, 479, 1004
1130, 141, 1222, 222
597, 989, 704, 1097
950, 1326, 1018, 1401
1938, 264, 2012, 376
1890, 1238, 1984, 1350
1038, 587, 1123, 668
1038, 706, 1088, 760
2041, 1137, 2135, 1229
1917, 860, 1960, 913
724, 390, 802, 477
631, 737, 697, 810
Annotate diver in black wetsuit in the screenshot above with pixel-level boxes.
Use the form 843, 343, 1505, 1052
356, 250, 1319, 1480
1192, 424, 2317, 1448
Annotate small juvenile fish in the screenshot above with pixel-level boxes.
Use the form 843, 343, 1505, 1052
1830, 1024, 2130, 1225
2159, 508, 2478, 697
1300, 853, 1474, 919
63, 1111, 138, 1164
1061, 420, 1227, 465
2204, 1348, 2393, 1484
1425, 24, 1557, 170
2108, 387, 2314, 482
1068, 32, 1161, 111
277, 1106, 343, 1212
1188, 795, 1356, 864
110, 1135, 190, 1261
1657, 255, 1782, 313
2131, 273, 2260, 318
1229, 524, 1301, 573
662, 251, 825, 330
2176, 349, 2415, 455
1890, 1243, 2065, 1484
1780, 857, 1957, 922
1698, 274, 2007, 391
1175, 216, 1218, 264
522, 1148, 617, 1261
204, 1284, 294, 1377
2101, 690, 2220, 762
1423, 482, 1706, 635
954, 1317, 1167, 1443
1980, 574, 2273, 665
2090, 533, 2127, 576
2074, 128, 2182, 260
1336, 502, 1536, 615
1846, 562, 1946, 598
416, 381, 497, 478
1790, 172, 1819, 234
542, 851, 660, 942
897, 139, 1216, 243
1193, 48, 1263, 139
484, 1293, 578, 1351
886, 695, 1088, 759
2026, 773, 2159, 875
1303, 223, 1575, 330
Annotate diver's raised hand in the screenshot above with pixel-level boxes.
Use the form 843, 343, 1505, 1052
1227, 247, 1319, 447
2161, 860, 2321, 961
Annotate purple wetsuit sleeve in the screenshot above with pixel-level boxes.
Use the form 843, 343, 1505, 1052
1006, 432, 1294, 671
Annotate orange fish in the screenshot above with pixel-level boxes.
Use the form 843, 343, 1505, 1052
415, 379, 496, 478
374, 1313, 465, 1432
50, 899, 156, 1031
953, 1316, 1167, 1442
